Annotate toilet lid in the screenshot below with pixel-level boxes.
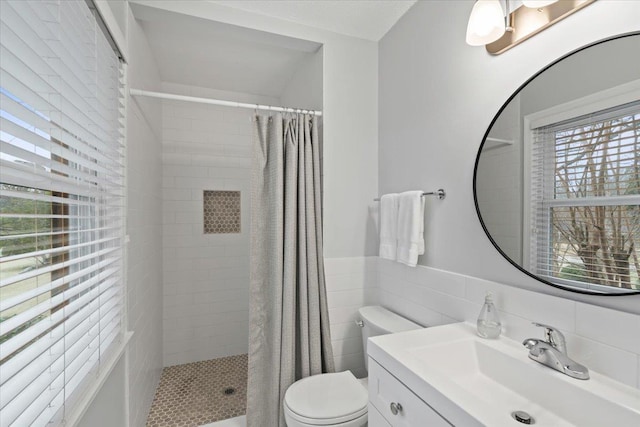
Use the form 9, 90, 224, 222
284, 371, 368, 424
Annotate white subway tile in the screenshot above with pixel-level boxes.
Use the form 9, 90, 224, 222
196, 289, 249, 304
364, 288, 379, 305
400, 300, 443, 328
465, 276, 576, 333
422, 288, 481, 324
377, 258, 406, 277
164, 353, 188, 368
162, 223, 193, 236
329, 305, 362, 325
163, 164, 207, 178
224, 144, 251, 158
326, 274, 365, 292
334, 352, 366, 378
194, 320, 248, 339
327, 288, 367, 309
221, 133, 252, 147
163, 212, 176, 224
564, 332, 638, 388
412, 266, 466, 298
222, 179, 249, 191
174, 211, 200, 224
208, 167, 250, 179
325, 257, 368, 276
332, 337, 363, 357
173, 176, 222, 189
438, 314, 461, 326
163, 116, 192, 130
378, 290, 408, 316
191, 119, 221, 132
575, 303, 640, 354
162, 176, 175, 188
497, 311, 544, 342
330, 321, 362, 341
163, 188, 192, 201
222, 108, 252, 124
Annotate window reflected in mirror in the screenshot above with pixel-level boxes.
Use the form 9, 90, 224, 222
474, 32, 640, 295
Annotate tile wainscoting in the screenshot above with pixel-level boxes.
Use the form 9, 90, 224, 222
325, 257, 379, 378
377, 258, 640, 389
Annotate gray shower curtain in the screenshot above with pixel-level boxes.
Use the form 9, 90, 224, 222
247, 113, 335, 427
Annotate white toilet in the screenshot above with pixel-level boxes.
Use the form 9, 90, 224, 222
283, 306, 422, 427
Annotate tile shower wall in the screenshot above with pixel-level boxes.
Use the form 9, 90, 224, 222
378, 258, 640, 389
161, 85, 261, 366
126, 10, 164, 427
324, 257, 378, 378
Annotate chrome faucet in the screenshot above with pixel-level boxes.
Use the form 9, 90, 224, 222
522, 322, 589, 380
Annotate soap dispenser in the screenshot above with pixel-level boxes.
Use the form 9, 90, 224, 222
477, 292, 502, 339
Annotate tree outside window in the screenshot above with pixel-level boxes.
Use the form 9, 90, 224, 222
532, 102, 640, 291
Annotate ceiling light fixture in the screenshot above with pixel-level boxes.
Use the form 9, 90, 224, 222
466, 0, 596, 55
465, 0, 506, 46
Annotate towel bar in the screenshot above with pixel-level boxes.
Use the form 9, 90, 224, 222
374, 189, 446, 201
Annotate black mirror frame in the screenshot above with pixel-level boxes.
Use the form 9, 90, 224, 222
473, 31, 640, 296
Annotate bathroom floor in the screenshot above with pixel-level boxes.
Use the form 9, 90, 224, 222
146, 354, 248, 427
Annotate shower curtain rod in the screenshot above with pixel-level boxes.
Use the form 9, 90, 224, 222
130, 89, 323, 116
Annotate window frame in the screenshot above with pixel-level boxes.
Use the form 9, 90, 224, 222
524, 79, 640, 294
0, 1, 129, 425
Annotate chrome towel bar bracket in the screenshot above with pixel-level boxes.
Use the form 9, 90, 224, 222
374, 189, 446, 201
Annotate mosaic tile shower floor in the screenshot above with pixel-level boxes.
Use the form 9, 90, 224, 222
146, 354, 248, 427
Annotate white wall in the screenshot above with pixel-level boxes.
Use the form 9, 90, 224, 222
280, 48, 323, 111
160, 83, 274, 366
124, 8, 164, 427
378, 0, 640, 314
77, 358, 127, 427
476, 95, 522, 264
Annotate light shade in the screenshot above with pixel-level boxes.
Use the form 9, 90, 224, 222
522, 0, 559, 7
466, 0, 506, 46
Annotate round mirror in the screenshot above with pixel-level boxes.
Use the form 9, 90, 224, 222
474, 32, 640, 295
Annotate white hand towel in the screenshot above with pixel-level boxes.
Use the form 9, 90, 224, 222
379, 193, 399, 260
396, 191, 425, 267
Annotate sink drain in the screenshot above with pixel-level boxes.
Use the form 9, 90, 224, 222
511, 411, 534, 425
223, 387, 236, 395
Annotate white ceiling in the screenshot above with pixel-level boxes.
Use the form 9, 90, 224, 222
208, 0, 418, 41
131, 3, 322, 97
130, 1, 417, 97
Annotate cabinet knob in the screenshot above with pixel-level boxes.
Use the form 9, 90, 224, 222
390, 402, 403, 415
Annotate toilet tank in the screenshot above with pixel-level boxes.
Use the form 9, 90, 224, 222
358, 306, 422, 371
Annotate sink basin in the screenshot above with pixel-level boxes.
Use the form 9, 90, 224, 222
368, 322, 640, 427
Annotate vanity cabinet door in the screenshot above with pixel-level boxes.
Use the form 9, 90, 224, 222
368, 358, 452, 427
368, 403, 393, 427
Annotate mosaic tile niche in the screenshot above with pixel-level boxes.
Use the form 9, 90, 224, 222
203, 190, 241, 234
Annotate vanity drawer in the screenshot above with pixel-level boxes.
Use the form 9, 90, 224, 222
368, 358, 451, 427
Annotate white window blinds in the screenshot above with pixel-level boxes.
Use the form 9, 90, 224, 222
530, 100, 640, 292
0, 1, 125, 426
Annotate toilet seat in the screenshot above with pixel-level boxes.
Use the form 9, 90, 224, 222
283, 371, 368, 426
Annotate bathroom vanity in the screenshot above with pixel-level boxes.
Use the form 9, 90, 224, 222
367, 322, 640, 427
